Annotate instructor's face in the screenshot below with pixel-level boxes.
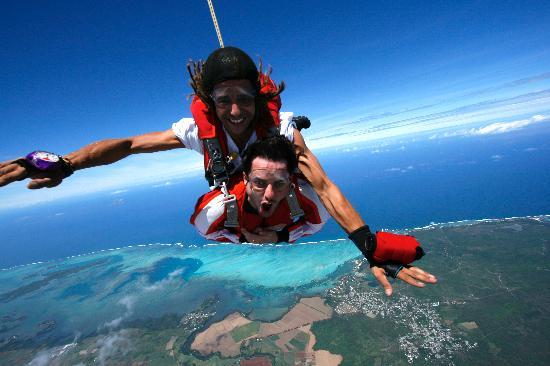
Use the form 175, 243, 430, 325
212, 80, 256, 138
244, 157, 291, 218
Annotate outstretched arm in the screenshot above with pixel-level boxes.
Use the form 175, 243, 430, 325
292, 129, 436, 295
292, 130, 363, 234
0, 129, 183, 189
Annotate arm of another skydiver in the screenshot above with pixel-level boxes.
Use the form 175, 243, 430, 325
0, 129, 184, 189
292, 129, 364, 233
292, 129, 437, 295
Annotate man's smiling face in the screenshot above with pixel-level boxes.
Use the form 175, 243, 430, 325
212, 79, 256, 138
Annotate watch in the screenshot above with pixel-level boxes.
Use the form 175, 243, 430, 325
19, 151, 74, 178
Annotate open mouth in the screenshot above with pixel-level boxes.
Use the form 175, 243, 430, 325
261, 202, 272, 211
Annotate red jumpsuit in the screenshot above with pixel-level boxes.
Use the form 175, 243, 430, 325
190, 177, 329, 243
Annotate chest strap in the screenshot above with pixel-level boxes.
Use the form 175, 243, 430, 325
286, 185, 305, 220
202, 137, 238, 227
221, 182, 239, 228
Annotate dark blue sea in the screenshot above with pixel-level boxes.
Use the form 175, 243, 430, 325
1, 124, 549, 269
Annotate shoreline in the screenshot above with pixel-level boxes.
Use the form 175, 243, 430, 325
2, 213, 548, 272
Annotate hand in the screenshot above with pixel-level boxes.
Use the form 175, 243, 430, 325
26, 170, 64, 189
0, 159, 64, 189
241, 228, 278, 244
371, 264, 437, 296
292, 116, 311, 131
0, 160, 28, 187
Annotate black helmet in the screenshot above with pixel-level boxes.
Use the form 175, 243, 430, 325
202, 47, 259, 94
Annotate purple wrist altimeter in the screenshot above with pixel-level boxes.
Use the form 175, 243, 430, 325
23, 151, 74, 177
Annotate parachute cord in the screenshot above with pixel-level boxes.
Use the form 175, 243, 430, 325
206, 0, 224, 48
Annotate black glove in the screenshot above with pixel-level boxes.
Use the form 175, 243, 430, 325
348, 225, 376, 263
292, 116, 311, 131
378, 262, 405, 278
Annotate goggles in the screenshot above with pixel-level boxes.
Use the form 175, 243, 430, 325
247, 171, 291, 193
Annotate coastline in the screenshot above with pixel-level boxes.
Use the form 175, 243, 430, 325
2, 214, 548, 272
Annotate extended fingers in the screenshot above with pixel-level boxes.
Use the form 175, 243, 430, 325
28, 177, 62, 189
27, 170, 64, 189
0, 163, 27, 187
397, 266, 437, 287
407, 266, 437, 283
371, 266, 393, 296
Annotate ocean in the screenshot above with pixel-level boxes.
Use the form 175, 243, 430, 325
1, 123, 549, 269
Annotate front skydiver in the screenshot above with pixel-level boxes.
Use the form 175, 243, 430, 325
0, 46, 437, 295
191, 135, 331, 243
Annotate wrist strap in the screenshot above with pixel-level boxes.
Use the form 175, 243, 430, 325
379, 263, 405, 278
60, 156, 74, 178
14, 155, 73, 178
348, 225, 376, 261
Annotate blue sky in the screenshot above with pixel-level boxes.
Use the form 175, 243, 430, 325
1, 0, 550, 209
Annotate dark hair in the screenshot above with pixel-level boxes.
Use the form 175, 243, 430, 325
242, 135, 297, 175
187, 47, 285, 131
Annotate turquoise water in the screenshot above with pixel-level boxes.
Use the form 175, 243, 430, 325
0, 240, 360, 342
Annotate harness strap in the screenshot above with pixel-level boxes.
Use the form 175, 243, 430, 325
286, 185, 305, 220
203, 138, 239, 227
221, 182, 239, 228
203, 138, 229, 188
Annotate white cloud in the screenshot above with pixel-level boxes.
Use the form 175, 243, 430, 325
96, 329, 132, 366
112, 198, 125, 206
385, 165, 414, 173
428, 114, 550, 140
306, 90, 550, 151
111, 189, 128, 195
143, 268, 184, 292
27, 337, 79, 365
27, 352, 50, 366
341, 146, 359, 153
468, 114, 549, 135
491, 154, 503, 161
101, 295, 136, 331
152, 181, 173, 188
